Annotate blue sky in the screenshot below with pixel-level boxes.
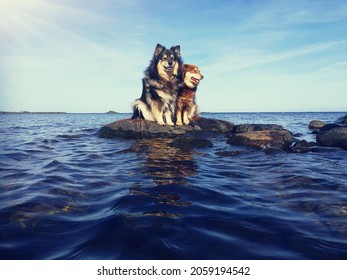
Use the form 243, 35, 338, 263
1, 0, 346, 113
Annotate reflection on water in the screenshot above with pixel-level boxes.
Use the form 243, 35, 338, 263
133, 138, 198, 186
118, 138, 196, 220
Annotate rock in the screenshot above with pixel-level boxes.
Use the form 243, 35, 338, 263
190, 118, 234, 135
97, 117, 234, 139
227, 129, 293, 150
334, 114, 347, 125
172, 137, 213, 149
319, 123, 341, 132
316, 127, 347, 150
289, 140, 315, 153
308, 120, 326, 130
232, 124, 283, 133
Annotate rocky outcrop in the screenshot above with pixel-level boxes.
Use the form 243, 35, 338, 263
316, 127, 347, 150
226, 123, 293, 150
98, 114, 347, 152
97, 117, 234, 139
227, 129, 293, 150
307, 114, 347, 150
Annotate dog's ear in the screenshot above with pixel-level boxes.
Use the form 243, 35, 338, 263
154, 44, 164, 58
172, 45, 181, 58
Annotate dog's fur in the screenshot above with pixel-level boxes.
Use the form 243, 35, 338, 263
176, 64, 204, 125
132, 44, 183, 125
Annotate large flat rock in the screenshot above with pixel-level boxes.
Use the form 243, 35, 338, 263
97, 117, 235, 139
227, 129, 293, 150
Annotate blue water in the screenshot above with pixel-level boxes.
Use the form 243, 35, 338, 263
0, 112, 346, 260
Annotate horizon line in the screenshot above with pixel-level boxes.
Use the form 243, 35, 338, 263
1, 110, 346, 114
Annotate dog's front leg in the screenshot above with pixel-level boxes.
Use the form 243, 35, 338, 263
152, 107, 165, 125
164, 110, 174, 126
176, 109, 183, 126
183, 111, 190, 125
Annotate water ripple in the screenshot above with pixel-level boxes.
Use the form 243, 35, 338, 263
1, 112, 346, 259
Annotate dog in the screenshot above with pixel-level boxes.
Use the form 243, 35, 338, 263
175, 64, 204, 126
132, 43, 183, 125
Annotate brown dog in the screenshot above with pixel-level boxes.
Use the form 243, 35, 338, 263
176, 64, 204, 125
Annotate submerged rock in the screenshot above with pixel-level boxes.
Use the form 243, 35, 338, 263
289, 140, 316, 153
227, 129, 293, 150
172, 137, 213, 149
97, 117, 234, 139
232, 124, 283, 133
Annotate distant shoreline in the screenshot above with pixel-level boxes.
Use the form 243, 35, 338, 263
0, 111, 121, 114
0, 111, 67, 114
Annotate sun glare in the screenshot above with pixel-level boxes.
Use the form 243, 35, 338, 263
0, 0, 52, 46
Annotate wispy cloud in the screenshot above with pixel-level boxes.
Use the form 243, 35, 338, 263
204, 40, 347, 75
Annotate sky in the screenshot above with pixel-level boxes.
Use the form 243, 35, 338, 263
1, 0, 347, 113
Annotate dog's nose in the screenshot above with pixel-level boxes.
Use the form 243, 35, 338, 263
168, 60, 173, 66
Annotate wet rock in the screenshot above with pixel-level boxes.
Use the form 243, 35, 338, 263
319, 123, 341, 132
172, 137, 213, 149
97, 117, 234, 139
316, 127, 347, 150
308, 120, 326, 130
227, 129, 293, 150
232, 124, 283, 133
190, 117, 234, 135
289, 140, 315, 153
334, 114, 347, 125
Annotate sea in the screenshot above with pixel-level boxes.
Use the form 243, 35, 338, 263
0, 112, 346, 260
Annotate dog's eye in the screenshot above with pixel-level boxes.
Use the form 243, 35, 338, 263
162, 55, 167, 60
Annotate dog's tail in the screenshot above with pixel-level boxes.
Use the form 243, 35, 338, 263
131, 99, 156, 121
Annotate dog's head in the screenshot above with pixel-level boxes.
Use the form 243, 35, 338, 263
149, 43, 182, 81
182, 64, 204, 89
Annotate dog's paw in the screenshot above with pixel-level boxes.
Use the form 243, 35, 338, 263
157, 120, 165, 125
166, 121, 175, 126
183, 118, 190, 125
176, 121, 183, 126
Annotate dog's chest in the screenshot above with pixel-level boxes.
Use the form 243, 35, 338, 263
156, 89, 175, 103
180, 88, 195, 99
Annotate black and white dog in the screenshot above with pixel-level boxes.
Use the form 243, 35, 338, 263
132, 44, 183, 125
